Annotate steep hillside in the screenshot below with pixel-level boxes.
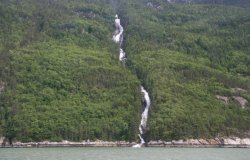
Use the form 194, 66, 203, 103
0, 0, 141, 142
123, 1, 250, 140
0, 0, 250, 143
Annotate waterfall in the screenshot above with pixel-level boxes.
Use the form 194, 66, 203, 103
139, 86, 151, 135
132, 87, 151, 148
112, 14, 151, 148
113, 14, 126, 63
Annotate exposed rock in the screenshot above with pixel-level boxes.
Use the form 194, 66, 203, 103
164, 141, 172, 145
148, 140, 165, 147
207, 138, 220, 145
232, 96, 248, 108
215, 137, 222, 144
0, 137, 5, 145
172, 139, 188, 145
2, 138, 250, 148
216, 95, 229, 104
232, 88, 248, 94
6, 140, 136, 147
198, 139, 210, 145
222, 137, 241, 145
117, 141, 131, 147
240, 138, 250, 145
187, 139, 200, 145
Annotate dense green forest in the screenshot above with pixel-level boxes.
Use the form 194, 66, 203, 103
0, 0, 249, 143
122, 0, 250, 140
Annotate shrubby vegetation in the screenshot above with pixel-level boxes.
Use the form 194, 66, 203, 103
0, 0, 141, 142
124, 1, 250, 140
0, 0, 249, 142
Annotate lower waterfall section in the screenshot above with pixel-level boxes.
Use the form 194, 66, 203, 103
133, 86, 151, 148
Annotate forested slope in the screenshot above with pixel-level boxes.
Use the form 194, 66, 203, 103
123, 1, 250, 140
0, 0, 141, 142
0, 0, 249, 143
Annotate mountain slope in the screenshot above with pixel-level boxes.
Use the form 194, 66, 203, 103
0, 0, 141, 142
0, 0, 249, 143
123, 1, 250, 140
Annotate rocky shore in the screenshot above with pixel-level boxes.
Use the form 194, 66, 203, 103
147, 137, 250, 148
1, 137, 250, 148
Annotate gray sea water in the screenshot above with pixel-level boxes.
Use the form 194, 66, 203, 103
0, 147, 250, 160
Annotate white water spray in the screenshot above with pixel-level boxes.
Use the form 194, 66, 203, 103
112, 14, 151, 148
132, 86, 151, 148
112, 14, 126, 63
119, 48, 126, 62
139, 86, 151, 135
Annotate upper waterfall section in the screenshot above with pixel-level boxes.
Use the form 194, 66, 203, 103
112, 14, 124, 45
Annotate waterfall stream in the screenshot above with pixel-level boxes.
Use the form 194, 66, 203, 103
113, 15, 126, 63
112, 14, 151, 148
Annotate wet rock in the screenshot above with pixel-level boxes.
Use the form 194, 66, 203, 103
216, 95, 229, 104
232, 96, 248, 108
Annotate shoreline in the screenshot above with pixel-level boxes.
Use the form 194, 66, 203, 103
1, 137, 250, 148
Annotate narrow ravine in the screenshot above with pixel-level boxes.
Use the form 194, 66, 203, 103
112, 14, 151, 148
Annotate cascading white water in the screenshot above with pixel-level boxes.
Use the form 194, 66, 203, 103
112, 14, 150, 148
132, 86, 151, 148
112, 14, 126, 63
139, 86, 151, 135
119, 48, 126, 62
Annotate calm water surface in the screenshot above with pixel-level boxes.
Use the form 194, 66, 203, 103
0, 147, 250, 160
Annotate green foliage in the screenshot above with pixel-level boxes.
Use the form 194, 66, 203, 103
0, 0, 250, 142
124, 2, 250, 140
0, 0, 141, 142
5, 41, 141, 142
